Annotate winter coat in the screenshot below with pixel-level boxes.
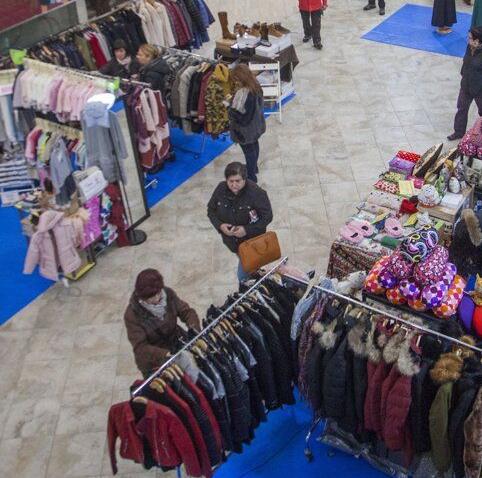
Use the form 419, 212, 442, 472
464, 387, 482, 478
24, 210, 83, 281
140, 57, 171, 93
124, 288, 200, 376
430, 381, 454, 473
323, 332, 348, 419
449, 360, 482, 478
229, 91, 266, 145
461, 46, 482, 97
449, 209, 482, 278
473, 0, 482, 27
207, 180, 273, 254
99, 57, 141, 79
409, 358, 438, 453
107, 400, 201, 476
299, 0, 328, 12
205, 64, 231, 135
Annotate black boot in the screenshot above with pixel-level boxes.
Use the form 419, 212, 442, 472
260, 22, 271, 47
303, 35, 312, 43
363, 3, 376, 10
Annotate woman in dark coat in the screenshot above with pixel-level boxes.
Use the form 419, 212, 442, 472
432, 0, 457, 34
227, 64, 266, 183
136, 44, 170, 93
99, 39, 140, 79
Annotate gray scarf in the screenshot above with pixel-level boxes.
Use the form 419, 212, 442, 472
139, 289, 167, 320
231, 87, 250, 114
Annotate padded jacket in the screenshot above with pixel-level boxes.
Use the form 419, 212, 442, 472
461, 46, 482, 97
464, 387, 482, 478
207, 180, 273, 253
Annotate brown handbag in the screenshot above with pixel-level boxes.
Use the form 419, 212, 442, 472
238, 231, 281, 274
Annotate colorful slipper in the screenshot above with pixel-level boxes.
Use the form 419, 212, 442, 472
340, 224, 364, 244
349, 220, 375, 237
384, 217, 404, 237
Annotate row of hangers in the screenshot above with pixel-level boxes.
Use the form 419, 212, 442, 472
35, 118, 83, 141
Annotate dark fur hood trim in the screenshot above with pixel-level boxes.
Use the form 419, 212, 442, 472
463, 208, 482, 247
347, 322, 368, 357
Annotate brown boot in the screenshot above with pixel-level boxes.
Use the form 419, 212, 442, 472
274, 22, 291, 34
218, 11, 236, 40
260, 22, 272, 46
268, 24, 283, 38
249, 22, 261, 37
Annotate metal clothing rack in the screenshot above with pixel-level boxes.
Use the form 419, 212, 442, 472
282, 273, 482, 354
157, 46, 228, 159
131, 256, 289, 397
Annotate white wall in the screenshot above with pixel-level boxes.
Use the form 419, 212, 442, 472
205, 0, 298, 38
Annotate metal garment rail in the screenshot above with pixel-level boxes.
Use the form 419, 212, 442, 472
283, 273, 482, 355
131, 256, 289, 397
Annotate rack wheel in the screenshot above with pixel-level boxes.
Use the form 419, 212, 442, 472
327, 449, 336, 458
194, 154, 201, 159
152, 181, 157, 189
304, 448, 313, 462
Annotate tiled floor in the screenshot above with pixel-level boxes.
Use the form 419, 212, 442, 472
0, 0, 477, 476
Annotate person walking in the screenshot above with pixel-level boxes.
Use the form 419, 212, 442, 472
124, 269, 201, 378
207, 162, 273, 284
99, 39, 140, 79
363, 0, 385, 16
448, 27, 482, 141
432, 0, 457, 34
299, 0, 328, 49
227, 64, 266, 183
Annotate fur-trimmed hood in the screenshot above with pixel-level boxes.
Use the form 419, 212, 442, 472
347, 321, 369, 357
462, 208, 482, 247
312, 319, 339, 350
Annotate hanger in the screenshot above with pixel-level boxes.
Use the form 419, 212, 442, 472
172, 364, 184, 377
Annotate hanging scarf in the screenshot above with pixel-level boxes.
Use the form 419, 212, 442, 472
118, 56, 132, 67
231, 87, 250, 114
139, 289, 168, 320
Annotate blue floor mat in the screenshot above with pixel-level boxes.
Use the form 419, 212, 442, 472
362, 3, 471, 58
145, 127, 232, 208
216, 397, 385, 478
0, 207, 52, 323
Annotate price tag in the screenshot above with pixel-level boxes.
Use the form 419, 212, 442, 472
9, 49, 26, 66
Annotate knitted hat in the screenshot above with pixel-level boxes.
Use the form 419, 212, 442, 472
135, 269, 164, 299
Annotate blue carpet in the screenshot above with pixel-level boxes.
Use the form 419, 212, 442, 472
362, 3, 471, 58
0, 207, 52, 323
145, 127, 232, 208
216, 396, 385, 478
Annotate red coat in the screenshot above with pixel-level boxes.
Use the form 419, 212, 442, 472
364, 360, 390, 434
299, 0, 328, 12
107, 400, 201, 476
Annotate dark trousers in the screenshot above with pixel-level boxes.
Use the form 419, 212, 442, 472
454, 88, 482, 135
368, 0, 385, 8
240, 141, 260, 183
300, 10, 322, 45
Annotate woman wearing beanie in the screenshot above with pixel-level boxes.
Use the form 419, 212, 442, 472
124, 269, 201, 378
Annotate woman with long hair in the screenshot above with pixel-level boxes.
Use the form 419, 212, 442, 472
136, 44, 170, 93
228, 64, 266, 183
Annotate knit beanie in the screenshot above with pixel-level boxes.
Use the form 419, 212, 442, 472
135, 269, 164, 300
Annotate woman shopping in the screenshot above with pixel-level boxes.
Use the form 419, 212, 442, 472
228, 64, 266, 183
136, 44, 170, 92
99, 39, 140, 79
207, 162, 273, 284
124, 269, 201, 378
432, 0, 457, 34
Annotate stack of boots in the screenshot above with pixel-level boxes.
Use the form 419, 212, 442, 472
234, 23, 248, 37
260, 22, 271, 47
218, 11, 236, 40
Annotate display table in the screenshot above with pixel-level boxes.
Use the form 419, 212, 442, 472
214, 44, 299, 82
327, 240, 391, 280
418, 186, 474, 224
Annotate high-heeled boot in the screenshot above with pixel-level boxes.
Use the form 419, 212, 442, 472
260, 22, 272, 47
218, 11, 236, 40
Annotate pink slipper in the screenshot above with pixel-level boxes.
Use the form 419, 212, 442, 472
384, 217, 404, 238
349, 220, 375, 237
340, 224, 364, 244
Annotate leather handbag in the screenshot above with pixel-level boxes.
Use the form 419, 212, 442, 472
238, 231, 281, 274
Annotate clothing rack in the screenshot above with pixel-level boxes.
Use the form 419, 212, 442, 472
282, 273, 482, 354
35, 118, 83, 140
131, 256, 289, 397
23, 58, 111, 88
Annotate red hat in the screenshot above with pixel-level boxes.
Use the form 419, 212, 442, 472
135, 269, 164, 300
